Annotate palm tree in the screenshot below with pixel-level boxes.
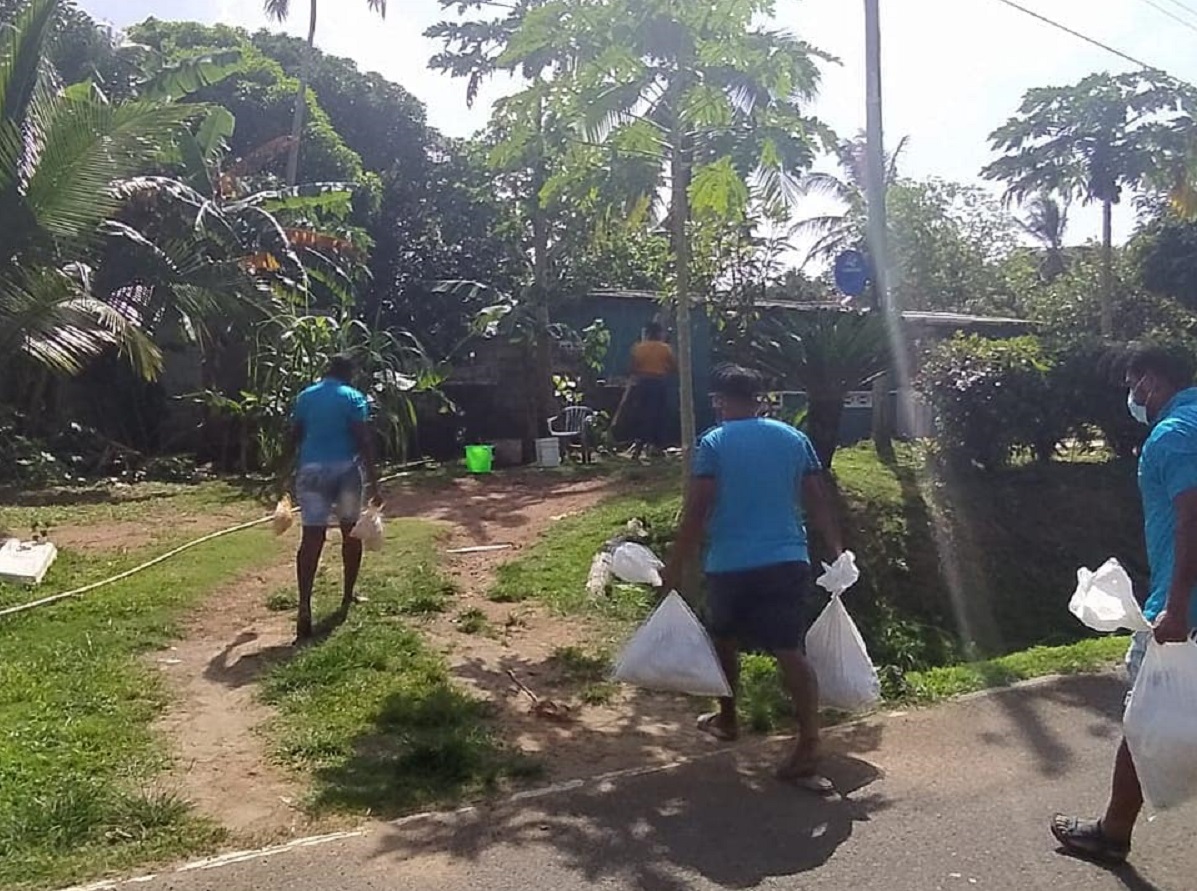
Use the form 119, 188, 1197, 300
262, 0, 388, 186
1017, 194, 1069, 282
502, 0, 831, 465
982, 71, 1190, 336
0, 0, 202, 379
750, 307, 890, 468
794, 134, 907, 267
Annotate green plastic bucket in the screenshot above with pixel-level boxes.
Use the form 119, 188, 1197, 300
464, 444, 494, 474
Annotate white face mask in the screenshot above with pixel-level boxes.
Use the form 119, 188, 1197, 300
1127, 389, 1150, 425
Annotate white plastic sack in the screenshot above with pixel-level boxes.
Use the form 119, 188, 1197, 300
350, 506, 385, 552
272, 496, 294, 536
1124, 638, 1197, 810
610, 542, 664, 586
806, 556, 880, 712
613, 592, 732, 697
1069, 558, 1152, 633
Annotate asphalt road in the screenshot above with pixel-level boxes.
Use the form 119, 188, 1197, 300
85, 673, 1196, 891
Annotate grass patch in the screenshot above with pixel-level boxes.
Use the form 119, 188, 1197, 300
0, 492, 280, 890
550, 645, 612, 683
490, 471, 677, 620
260, 519, 537, 817
901, 635, 1131, 702
454, 608, 490, 635
265, 590, 294, 613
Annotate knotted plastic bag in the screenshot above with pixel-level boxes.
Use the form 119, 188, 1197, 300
613, 592, 732, 697
1068, 558, 1152, 633
350, 506, 385, 552
806, 551, 880, 712
1124, 638, 1197, 810
610, 542, 664, 586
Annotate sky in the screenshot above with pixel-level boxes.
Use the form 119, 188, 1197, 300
79, 0, 1197, 251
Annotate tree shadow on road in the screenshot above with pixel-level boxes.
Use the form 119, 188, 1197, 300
978, 674, 1126, 778
367, 745, 887, 891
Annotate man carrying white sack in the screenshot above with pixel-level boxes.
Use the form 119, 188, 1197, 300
661, 363, 846, 791
1053, 343, 1197, 863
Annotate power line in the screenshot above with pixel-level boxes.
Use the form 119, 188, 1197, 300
991, 0, 1164, 73
1138, 0, 1197, 36
1160, 0, 1197, 22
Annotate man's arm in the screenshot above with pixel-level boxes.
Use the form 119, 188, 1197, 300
1156, 487, 1197, 642
802, 472, 844, 560
660, 476, 715, 594
352, 420, 382, 504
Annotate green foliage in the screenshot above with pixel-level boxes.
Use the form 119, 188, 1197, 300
920, 335, 1063, 469
920, 334, 1163, 468
746, 307, 890, 466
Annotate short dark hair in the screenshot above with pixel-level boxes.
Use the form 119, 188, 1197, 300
1125, 342, 1195, 390
645, 321, 663, 339
710, 364, 763, 401
327, 353, 356, 381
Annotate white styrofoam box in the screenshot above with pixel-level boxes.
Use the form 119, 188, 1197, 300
0, 538, 58, 586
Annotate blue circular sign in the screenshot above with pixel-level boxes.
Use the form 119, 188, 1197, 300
833, 250, 870, 298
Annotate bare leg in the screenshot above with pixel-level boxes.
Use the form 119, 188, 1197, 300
714, 636, 740, 732
774, 649, 821, 770
1100, 739, 1144, 845
296, 526, 327, 640
340, 520, 364, 607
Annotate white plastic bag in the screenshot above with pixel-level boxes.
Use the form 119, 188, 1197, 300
272, 496, 294, 536
1069, 558, 1152, 633
1124, 638, 1197, 810
816, 550, 860, 596
610, 542, 664, 586
613, 592, 732, 697
806, 553, 880, 712
350, 506, 385, 552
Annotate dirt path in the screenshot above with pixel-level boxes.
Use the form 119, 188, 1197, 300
387, 473, 718, 783
149, 470, 710, 844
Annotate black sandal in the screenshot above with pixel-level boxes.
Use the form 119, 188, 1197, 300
1051, 815, 1130, 864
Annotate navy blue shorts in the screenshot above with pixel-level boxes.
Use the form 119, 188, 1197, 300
706, 561, 813, 653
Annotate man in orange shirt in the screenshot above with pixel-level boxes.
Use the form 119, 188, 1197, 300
627, 322, 675, 457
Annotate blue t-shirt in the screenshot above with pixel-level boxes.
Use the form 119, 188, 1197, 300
1139, 388, 1197, 625
693, 418, 823, 573
292, 378, 369, 466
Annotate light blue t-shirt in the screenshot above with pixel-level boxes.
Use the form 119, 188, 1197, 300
1139, 388, 1197, 626
292, 378, 369, 466
693, 417, 823, 574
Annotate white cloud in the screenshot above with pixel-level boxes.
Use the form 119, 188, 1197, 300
82, 0, 1194, 247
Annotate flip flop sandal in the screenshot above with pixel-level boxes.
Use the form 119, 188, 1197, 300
1051, 815, 1130, 864
776, 764, 836, 796
696, 713, 739, 742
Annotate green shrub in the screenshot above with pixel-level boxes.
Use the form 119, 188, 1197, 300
920, 335, 1064, 469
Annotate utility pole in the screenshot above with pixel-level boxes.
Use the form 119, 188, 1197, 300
864, 0, 895, 455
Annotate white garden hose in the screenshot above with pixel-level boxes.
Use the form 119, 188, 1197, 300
0, 462, 428, 621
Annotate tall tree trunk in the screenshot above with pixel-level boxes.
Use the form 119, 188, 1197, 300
285, 0, 318, 187
670, 139, 696, 475
529, 104, 553, 451
1100, 198, 1114, 337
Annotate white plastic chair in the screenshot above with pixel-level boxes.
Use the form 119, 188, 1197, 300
548, 406, 597, 463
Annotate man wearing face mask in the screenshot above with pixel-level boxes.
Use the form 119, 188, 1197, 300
1052, 343, 1197, 864
661, 364, 845, 790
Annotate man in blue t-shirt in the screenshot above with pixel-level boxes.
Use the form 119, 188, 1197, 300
286, 354, 381, 641
1053, 344, 1197, 864
661, 364, 845, 790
